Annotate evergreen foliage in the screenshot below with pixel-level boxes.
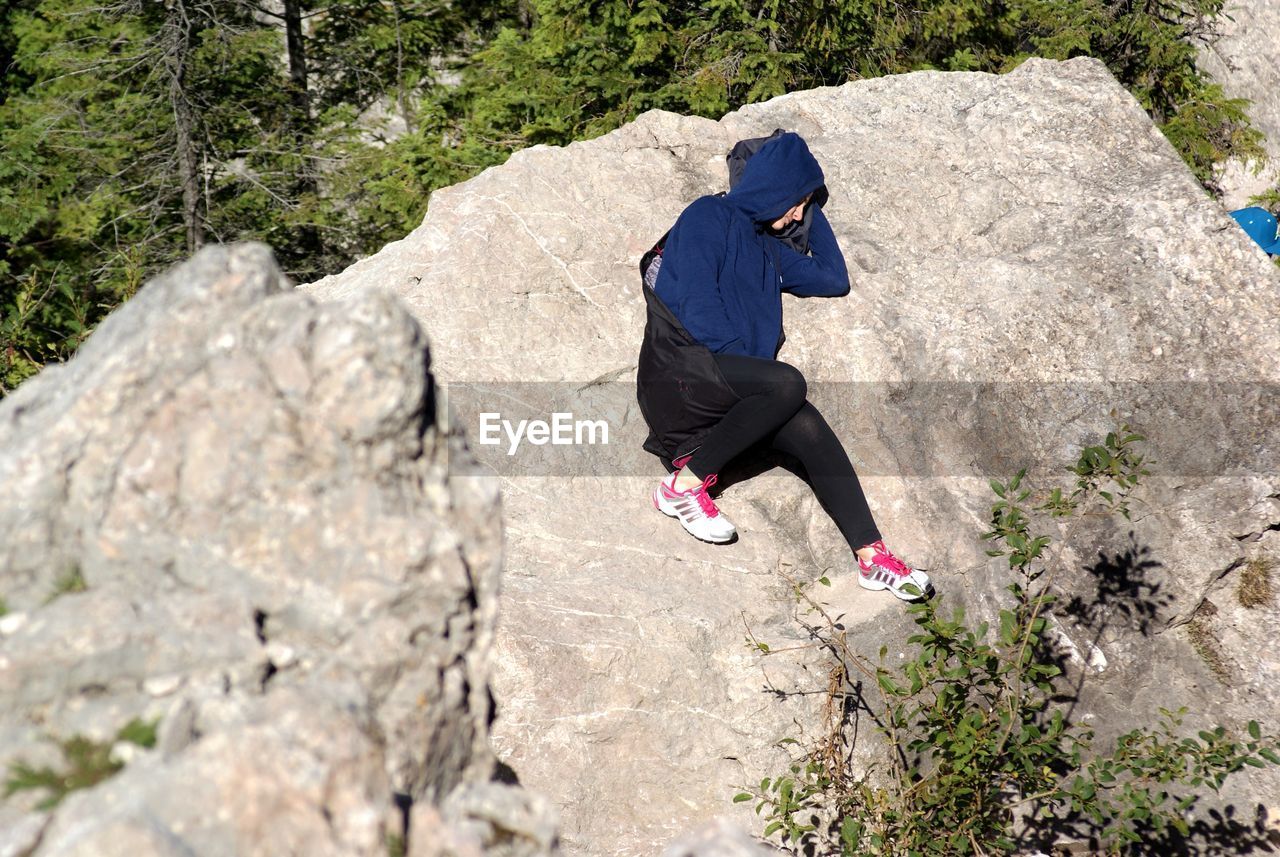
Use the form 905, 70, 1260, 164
0, 0, 1272, 393
453, 0, 1264, 171
0, 0, 505, 392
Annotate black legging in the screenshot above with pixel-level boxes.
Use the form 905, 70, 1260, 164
682, 353, 882, 551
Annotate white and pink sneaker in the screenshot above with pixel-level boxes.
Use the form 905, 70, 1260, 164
858, 540, 934, 601
653, 470, 737, 544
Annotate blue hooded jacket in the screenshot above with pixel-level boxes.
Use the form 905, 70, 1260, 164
652, 132, 850, 359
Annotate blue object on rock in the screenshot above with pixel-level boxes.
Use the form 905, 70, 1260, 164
1229, 206, 1280, 255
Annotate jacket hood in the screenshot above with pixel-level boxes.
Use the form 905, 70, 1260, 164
724, 132, 826, 224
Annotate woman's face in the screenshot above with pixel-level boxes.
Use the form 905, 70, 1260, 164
770, 193, 812, 231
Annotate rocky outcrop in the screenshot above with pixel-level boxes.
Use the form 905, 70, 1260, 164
309, 56, 1280, 855
3, 54, 1276, 857
1200, 0, 1280, 208
0, 244, 555, 856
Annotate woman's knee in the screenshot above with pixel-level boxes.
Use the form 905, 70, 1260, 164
769, 361, 807, 410
779, 422, 855, 481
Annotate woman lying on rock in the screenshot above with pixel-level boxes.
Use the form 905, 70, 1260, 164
636, 131, 934, 602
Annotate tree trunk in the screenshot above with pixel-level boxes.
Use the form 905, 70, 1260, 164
391, 0, 412, 134
165, 0, 204, 254
282, 0, 310, 124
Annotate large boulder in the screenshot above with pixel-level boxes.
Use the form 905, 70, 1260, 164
0, 244, 555, 856
1200, 0, 1280, 208
308, 56, 1280, 855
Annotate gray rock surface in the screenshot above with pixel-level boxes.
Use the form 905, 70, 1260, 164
1200, 0, 1280, 208
410, 782, 560, 857
659, 819, 781, 857
309, 56, 1280, 855
0, 244, 555, 856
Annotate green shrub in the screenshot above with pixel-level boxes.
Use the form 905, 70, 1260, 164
45, 564, 87, 603
4, 717, 159, 810
741, 423, 1279, 854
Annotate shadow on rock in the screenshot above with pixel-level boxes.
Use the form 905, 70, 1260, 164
1062, 535, 1171, 638
1138, 803, 1280, 856
1018, 802, 1280, 855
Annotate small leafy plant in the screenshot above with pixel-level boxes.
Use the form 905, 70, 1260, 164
740, 422, 1279, 855
45, 564, 88, 604
4, 717, 159, 810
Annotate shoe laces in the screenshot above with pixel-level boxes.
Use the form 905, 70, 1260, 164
691, 474, 720, 518
868, 540, 910, 577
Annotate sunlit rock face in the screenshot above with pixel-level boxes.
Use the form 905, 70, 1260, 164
0, 243, 557, 857
309, 56, 1279, 854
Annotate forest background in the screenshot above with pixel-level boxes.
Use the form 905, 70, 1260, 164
1, 0, 1276, 393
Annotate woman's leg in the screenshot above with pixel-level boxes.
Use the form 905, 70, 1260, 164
680, 354, 808, 480
767, 402, 934, 599
766, 401, 883, 551
664, 363, 932, 597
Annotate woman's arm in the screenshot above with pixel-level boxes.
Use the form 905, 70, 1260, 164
659, 199, 751, 355
777, 206, 851, 297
